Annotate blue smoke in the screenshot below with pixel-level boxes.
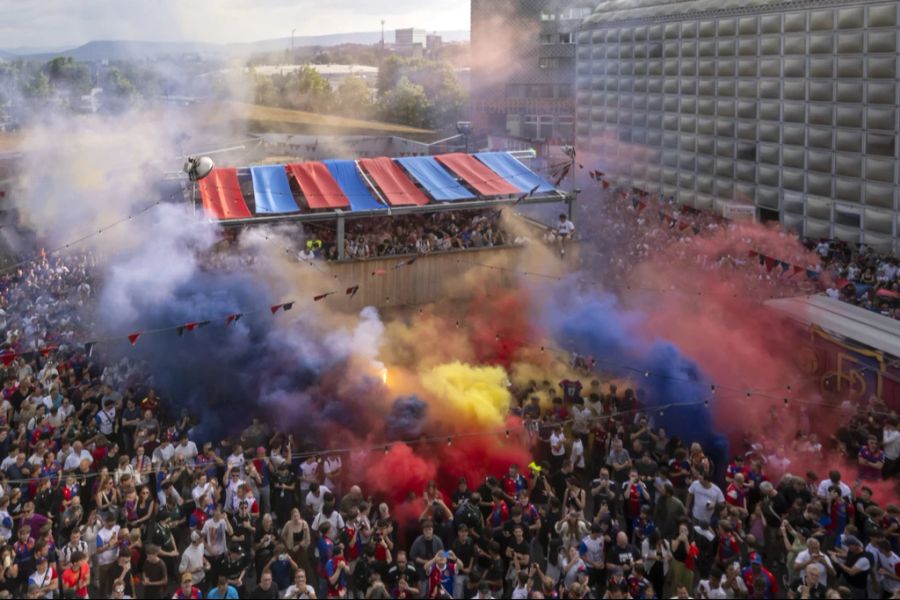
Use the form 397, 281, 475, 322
542, 288, 728, 469
385, 395, 428, 439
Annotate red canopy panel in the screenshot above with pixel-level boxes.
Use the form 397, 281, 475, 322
359, 157, 430, 206
197, 168, 252, 220
434, 153, 520, 197
286, 162, 350, 209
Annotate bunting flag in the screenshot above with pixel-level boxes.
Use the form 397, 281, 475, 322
127, 333, 141, 346
84, 341, 95, 358
631, 197, 640, 210
514, 184, 540, 204
313, 292, 335, 302
677, 221, 690, 231
791, 265, 805, 277
371, 269, 387, 277
748, 250, 758, 258
806, 269, 820, 281
225, 313, 243, 326
346, 285, 360, 299
601, 180, 610, 190
577, 163, 584, 170
553, 164, 572, 187
0, 351, 15, 366
764, 257, 777, 272
198, 320, 211, 328
393, 257, 417, 269
270, 302, 296, 314
588, 171, 596, 180
779, 261, 791, 274
39, 345, 57, 357
637, 201, 647, 214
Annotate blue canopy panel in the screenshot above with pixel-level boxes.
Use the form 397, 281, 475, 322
249, 165, 300, 214
323, 160, 386, 212
394, 156, 475, 202
474, 152, 557, 195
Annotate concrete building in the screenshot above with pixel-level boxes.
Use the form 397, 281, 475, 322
576, 0, 900, 252
395, 28, 427, 57
470, 0, 594, 147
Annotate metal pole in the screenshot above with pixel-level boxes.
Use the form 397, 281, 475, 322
336, 212, 346, 260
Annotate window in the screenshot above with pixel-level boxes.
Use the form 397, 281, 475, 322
559, 116, 574, 140
540, 10, 557, 21
522, 115, 554, 140
540, 33, 555, 45
867, 133, 896, 157
558, 32, 574, 44
562, 7, 592, 20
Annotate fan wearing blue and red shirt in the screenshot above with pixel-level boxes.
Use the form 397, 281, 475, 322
858, 436, 885, 481
501, 464, 528, 498
325, 542, 350, 598
425, 550, 457, 599
741, 555, 778, 599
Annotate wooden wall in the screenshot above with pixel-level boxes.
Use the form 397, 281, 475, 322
328, 246, 524, 311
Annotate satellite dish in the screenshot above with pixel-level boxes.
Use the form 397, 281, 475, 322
183, 156, 215, 182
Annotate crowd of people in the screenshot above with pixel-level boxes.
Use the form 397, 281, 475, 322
0, 247, 896, 599
294, 210, 511, 262
812, 240, 900, 320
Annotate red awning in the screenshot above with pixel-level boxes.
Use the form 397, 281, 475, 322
286, 162, 350, 209
359, 157, 429, 206
434, 153, 520, 197
197, 168, 252, 220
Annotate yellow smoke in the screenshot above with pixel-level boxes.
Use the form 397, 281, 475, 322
420, 362, 511, 427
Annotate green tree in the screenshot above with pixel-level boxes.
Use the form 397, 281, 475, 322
102, 67, 139, 112
375, 56, 467, 128
334, 75, 373, 119
23, 72, 51, 100
279, 65, 333, 112
42, 57, 92, 95
378, 77, 430, 128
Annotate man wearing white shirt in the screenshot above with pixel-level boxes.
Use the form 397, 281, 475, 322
556, 213, 575, 257
793, 538, 835, 587
63, 441, 92, 472
95, 515, 121, 597
151, 440, 175, 467
305, 483, 331, 516
323, 455, 342, 492
816, 471, 852, 500
179, 531, 210, 586
226, 444, 245, 472
174, 435, 199, 465
687, 473, 725, 524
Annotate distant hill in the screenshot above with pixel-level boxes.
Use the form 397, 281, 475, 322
11, 30, 470, 62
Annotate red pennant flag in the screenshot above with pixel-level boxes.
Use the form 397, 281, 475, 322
588, 171, 596, 181
748, 250, 758, 258
313, 292, 335, 301
270, 304, 283, 314
127, 333, 141, 346
0, 351, 15, 366
39, 345, 57, 357
790, 265, 805, 277
601, 180, 610, 189
764, 257, 777, 272
346, 285, 360, 299
677, 221, 690, 231
636, 201, 647, 214
226, 313, 243, 326
371, 269, 387, 276
184, 322, 199, 332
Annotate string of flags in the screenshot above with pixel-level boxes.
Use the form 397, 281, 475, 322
748, 250, 820, 282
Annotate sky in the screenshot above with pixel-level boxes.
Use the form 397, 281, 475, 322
0, 0, 470, 49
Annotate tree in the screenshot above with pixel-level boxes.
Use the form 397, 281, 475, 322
23, 72, 51, 101
102, 67, 139, 112
334, 75, 373, 119
42, 57, 92, 95
278, 66, 333, 112
375, 56, 467, 128
378, 77, 430, 129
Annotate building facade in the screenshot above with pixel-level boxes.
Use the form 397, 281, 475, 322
576, 0, 900, 252
470, 0, 594, 147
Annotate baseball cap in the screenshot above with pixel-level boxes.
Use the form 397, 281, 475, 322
750, 555, 762, 565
